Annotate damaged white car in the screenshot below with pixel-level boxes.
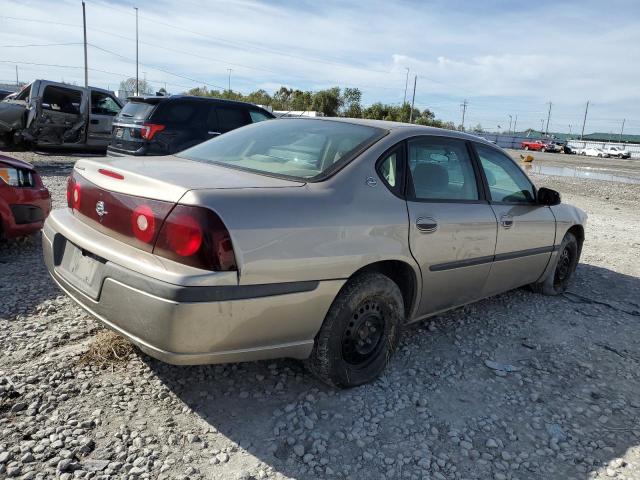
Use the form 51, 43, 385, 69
0, 80, 123, 150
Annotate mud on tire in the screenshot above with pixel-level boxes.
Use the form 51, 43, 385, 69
531, 232, 580, 295
305, 273, 404, 388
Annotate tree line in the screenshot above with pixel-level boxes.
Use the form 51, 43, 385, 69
119, 77, 481, 131
185, 85, 462, 130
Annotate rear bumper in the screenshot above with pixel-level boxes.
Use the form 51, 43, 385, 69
42, 211, 343, 365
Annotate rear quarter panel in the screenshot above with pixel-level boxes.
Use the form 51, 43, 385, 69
179, 131, 419, 286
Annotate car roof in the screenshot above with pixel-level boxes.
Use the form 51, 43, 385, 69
286, 117, 493, 144
127, 95, 268, 110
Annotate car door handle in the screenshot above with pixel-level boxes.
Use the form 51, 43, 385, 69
416, 217, 438, 233
208, 131, 221, 135
500, 215, 514, 229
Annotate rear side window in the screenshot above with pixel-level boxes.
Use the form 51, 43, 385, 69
408, 137, 479, 201
119, 101, 155, 120
217, 107, 249, 133
152, 101, 198, 123
41, 85, 82, 114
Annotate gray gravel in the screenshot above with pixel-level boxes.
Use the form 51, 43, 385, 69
1, 149, 640, 479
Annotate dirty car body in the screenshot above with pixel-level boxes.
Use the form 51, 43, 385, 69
0, 154, 51, 239
42, 118, 587, 387
0, 80, 123, 149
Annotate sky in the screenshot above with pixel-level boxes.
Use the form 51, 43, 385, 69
1, 0, 640, 134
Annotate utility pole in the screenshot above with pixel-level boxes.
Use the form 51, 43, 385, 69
619, 118, 626, 143
545, 101, 552, 136
82, 1, 88, 88
460, 99, 468, 131
227, 68, 232, 92
15, 65, 19, 87
409, 75, 417, 123
540, 119, 544, 132
580, 100, 589, 140
569, 124, 572, 135
508, 115, 512, 133
403, 67, 409, 105
135, 7, 139, 96
513, 114, 518, 133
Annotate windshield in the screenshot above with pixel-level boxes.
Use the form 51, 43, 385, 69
178, 118, 386, 180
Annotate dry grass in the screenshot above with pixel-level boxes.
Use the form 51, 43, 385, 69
81, 330, 134, 367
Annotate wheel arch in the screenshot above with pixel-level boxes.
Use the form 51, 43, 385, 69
567, 224, 585, 258
347, 260, 420, 321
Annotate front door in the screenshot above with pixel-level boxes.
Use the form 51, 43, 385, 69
473, 143, 556, 296
405, 136, 498, 317
87, 90, 122, 147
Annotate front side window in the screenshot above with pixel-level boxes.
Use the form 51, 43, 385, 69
179, 119, 386, 180
475, 144, 535, 203
217, 107, 249, 132
41, 85, 82, 114
408, 137, 479, 201
91, 91, 121, 116
250, 110, 271, 123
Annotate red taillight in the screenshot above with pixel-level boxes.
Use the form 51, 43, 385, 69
140, 123, 165, 140
131, 205, 156, 243
154, 205, 236, 271
67, 175, 81, 210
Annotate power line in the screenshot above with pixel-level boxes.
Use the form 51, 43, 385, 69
0, 42, 83, 48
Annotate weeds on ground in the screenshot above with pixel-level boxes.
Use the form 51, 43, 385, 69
81, 330, 133, 367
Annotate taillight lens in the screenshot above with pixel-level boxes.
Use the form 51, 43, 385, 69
66, 175, 81, 210
154, 205, 236, 271
140, 123, 165, 140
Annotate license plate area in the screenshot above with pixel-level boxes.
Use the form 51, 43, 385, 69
57, 239, 106, 300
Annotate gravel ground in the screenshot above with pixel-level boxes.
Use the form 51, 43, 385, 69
1, 149, 639, 480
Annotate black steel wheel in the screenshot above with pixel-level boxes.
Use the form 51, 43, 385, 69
306, 273, 404, 388
531, 232, 580, 295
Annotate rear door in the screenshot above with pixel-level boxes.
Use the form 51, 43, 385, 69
404, 136, 498, 316
87, 90, 122, 147
34, 82, 86, 145
472, 143, 556, 296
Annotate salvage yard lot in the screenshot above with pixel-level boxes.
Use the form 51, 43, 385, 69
1, 149, 639, 480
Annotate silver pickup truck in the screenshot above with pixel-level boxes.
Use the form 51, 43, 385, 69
0, 80, 123, 150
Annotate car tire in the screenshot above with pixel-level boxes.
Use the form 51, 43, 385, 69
305, 273, 404, 388
523, 146, 529, 150
531, 232, 579, 296
541, 147, 546, 152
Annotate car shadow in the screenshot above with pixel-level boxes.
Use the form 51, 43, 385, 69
143, 262, 640, 479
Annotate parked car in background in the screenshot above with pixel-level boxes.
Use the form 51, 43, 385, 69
0, 154, 50, 239
521, 139, 554, 152
0, 80, 123, 150
603, 146, 631, 158
582, 147, 608, 157
43, 118, 586, 387
107, 96, 274, 156
550, 141, 573, 154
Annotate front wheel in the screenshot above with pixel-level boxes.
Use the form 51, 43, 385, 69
531, 232, 579, 295
305, 273, 404, 388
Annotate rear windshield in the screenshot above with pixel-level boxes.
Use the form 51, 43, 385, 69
178, 119, 386, 180
119, 101, 155, 120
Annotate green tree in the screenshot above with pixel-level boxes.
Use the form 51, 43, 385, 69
341, 87, 362, 118
311, 87, 342, 116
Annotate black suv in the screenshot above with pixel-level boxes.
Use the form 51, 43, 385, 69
107, 96, 274, 156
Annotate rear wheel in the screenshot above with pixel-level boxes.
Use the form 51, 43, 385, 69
305, 273, 403, 388
523, 145, 529, 150
531, 232, 579, 295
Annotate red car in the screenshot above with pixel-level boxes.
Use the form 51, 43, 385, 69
521, 140, 554, 152
0, 154, 51, 239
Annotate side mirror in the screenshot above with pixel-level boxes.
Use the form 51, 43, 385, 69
537, 187, 561, 206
